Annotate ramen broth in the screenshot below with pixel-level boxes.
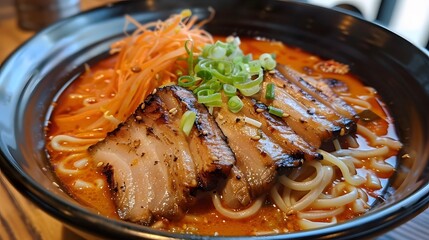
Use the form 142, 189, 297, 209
46, 37, 399, 235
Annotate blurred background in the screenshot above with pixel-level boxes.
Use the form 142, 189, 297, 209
0, 0, 428, 62
307, 0, 429, 49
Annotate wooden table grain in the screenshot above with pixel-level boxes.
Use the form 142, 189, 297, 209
0, 1, 427, 239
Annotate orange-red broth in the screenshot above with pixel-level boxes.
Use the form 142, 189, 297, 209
46, 38, 398, 235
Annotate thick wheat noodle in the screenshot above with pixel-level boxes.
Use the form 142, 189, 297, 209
212, 193, 265, 219
319, 149, 366, 186
297, 206, 345, 220
270, 184, 288, 212
370, 157, 395, 173
281, 166, 333, 212
278, 161, 324, 191
309, 186, 358, 209
357, 124, 403, 150
56, 153, 89, 175
341, 96, 372, 109
50, 135, 101, 152
298, 217, 338, 230
332, 146, 390, 159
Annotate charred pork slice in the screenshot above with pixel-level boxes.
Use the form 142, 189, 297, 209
257, 80, 339, 148
264, 70, 356, 137
213, 95, 304, 208
277, 65, 358, 123
242, 97, 322, 162
89, 85, 235, 224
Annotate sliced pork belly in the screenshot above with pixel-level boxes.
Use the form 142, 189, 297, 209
242, 98, 322, 161
89, 86, 235, 224
277, 65, 358, 122
257, 82, 339, 148
214, 95, 304, 208
264, 70, 355, 137
156, 86, 236, 190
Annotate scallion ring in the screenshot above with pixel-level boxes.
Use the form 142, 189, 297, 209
228, 96, 244, 113
259, 53, 276, 70
180, 110, 197, 136
223, 84, 237, 97
178, 75, 196, 88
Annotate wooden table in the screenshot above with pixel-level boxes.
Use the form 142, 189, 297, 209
0, 1, 428, 239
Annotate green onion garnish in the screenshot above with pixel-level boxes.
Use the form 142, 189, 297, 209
259, 53, 276, 70
180, 110, 197, 136
268, 106, 284, 117
178, 75, 196, 88
180, 37, 277, 109
197, 89, 221, 104
223, 84, 237, 97
197, 70, 213, 81
265, 83, 275, 100
228, 96, 244, 113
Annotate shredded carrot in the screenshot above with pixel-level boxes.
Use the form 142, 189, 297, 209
50, 10, 213, 142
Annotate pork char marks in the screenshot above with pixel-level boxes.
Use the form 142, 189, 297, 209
214, 94, 312, 208
277, 65, 358, 122
89, 86, 235, 225
258, 68, 357, 147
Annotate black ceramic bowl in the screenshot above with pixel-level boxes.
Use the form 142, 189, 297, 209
1, 0, 428, 239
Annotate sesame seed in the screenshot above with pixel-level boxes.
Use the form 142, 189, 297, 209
131, 66, 141, 73
169, 108, 178, 115
251, 135, 261, 140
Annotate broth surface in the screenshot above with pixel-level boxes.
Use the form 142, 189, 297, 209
46, 37, 399, 235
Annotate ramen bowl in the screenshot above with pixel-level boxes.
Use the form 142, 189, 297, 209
0, 0, 428, 239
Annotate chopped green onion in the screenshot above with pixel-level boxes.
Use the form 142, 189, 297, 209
265, 83, 275, 100
185, 40, 194, 75
234, 69, 263, 89
228, 96, 243, 113
259, 53, 276, 70
268, 106, 284, 117
248, 60, 261, 73
178, 75, 196, 88
223, 84, 237, 97
178, 37, 277, 110
197, 89, 221, 104
197, 70, 212, 81
239, 85, 261, 96
193, 79, 221, 93
180, 110, 196, 136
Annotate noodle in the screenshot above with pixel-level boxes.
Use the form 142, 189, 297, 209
357, 124, 403, 150
212, 194, 265, 219
50, 135, 101, 152
281, 165, 334, 212
319, 150, 366, 186
332, 146, 390, 159
297, 206, 345, 219
298, 217, 338, 230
